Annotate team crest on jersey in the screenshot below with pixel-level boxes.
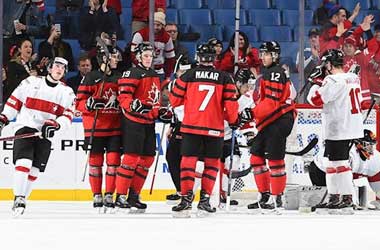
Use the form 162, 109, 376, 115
147, 83, 160, 106
103, 88, 119, 110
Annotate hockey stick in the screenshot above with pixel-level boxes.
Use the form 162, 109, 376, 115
0, 132, 42, 141
285, 137, 318, 156
363, 93, 380, 123
81, 37, 110, 182
226, 129, 237, 211
223, 166, 253, 179
149, 123, 167, 195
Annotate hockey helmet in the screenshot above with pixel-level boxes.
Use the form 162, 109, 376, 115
235, 68, 255, 87
134, 42, 154, 62
196, 43, 216, 63
321, 49, 344, 67
259, 41, 281, 63
207, 37, 223, 48
48, 57, 68, 74
96, 44, 120, 66
354, 129, 377, 160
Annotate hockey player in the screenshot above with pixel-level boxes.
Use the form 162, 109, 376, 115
169, 43, 239, 217
0, 57, 75, 216
76, 44, 122, 211
219, 68, 256, 207
116, 42, 171, 212
308, 129, 380, 210
241, 41, 296, 213
307, 49, 364, 214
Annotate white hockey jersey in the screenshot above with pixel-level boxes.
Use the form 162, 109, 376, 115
224, 90, 256, 141
314, 146, 380, 177
307, 72, 364, 140
2, 76, 75, 134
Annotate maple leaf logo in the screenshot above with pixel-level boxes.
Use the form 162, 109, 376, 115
102, 88, 119, 110
147, 82, 160, 106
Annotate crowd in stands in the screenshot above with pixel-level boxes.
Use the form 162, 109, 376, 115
2, 0, 380, 105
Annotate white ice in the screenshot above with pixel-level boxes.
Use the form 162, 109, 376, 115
1, 201, 379, 250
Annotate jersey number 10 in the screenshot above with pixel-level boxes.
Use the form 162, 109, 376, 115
349, 88, 361, 114
198, 85, 215, 111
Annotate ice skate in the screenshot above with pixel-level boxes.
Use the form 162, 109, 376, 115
12, 196, 26, 218
247, 192, 270, 214
127, 189, 147, 213
166, 192, 181, 205
103, 193, 115, 214
115, 194, 131, 212
93, 194, 103, 213
335, 195, 354, 215
261, 195, 283, 215
368, 200, 380, 210
197, 190, 216, 217
172, 191, 194, 218
316, 194, 339, 215
219, 192, 238, 209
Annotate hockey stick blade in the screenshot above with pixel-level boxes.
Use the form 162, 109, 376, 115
229, 166, 253, 179
285, 137, 318, 156
0, 132, 42, 141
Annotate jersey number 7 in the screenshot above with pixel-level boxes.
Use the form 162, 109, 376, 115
198, 85, 215, 111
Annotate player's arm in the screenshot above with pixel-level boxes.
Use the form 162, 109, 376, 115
169, 76, 187, 108
76, 74, 97, 114
118, 69, 140, 112
56, 88, 76, 131
223, 76, 239, 126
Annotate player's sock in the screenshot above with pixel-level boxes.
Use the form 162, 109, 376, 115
201, 158, 220, 194
115, 154, 138, 195
105, 165, 117, 194
25, 166, 39, 198
180, 156, 198, 195
326, 167, 338, 194
14, 159, 33, 197
89, 165, 103, 194
130, 166, 149, 194
268, 159, 286, 195
251, 155, 270, 193
336, 166, 353, 195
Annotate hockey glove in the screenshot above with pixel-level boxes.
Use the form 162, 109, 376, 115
0, 114, 9, 135
244, 131, 255, 147
158, 107, 173, 123
308, 65, 325, 86
86, 96, 106, 111
41, 119, 60, 139
239, 108, 253, 125
130, 99, 152, 114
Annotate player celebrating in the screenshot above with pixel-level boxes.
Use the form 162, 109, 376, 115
241, 41, 296, 213
76, 45, 122, 211
169, 44, 239, 217
116, 42, 170, 212
307, 49, 364, 214
0, 57, 75, 216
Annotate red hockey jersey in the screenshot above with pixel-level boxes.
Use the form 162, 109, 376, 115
76, 70, 121, 137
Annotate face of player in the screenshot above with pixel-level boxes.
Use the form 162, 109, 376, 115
260, 52, 273, 67
154, 22, 164, 34
78, 59, 92, 76
239, 84, 249, 95
50, 63, 65, 80
343, 43, 356, 56
19, 40, 33, 61
109, 53, 120, 69
141, 50, 153, 68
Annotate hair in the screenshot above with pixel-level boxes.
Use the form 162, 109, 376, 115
78, 52, 91, 64
165, 22, 177, 27
221, 31, 250, 59
10, 38, 33, 62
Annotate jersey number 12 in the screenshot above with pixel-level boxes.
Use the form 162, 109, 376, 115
198, 85, 215, 111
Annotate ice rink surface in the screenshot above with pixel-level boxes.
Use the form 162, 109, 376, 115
1, 201, 379, 250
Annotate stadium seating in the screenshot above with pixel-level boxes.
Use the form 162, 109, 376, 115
248, 9, 281, 26
45, 0, 56, 6
306, 0, 322, 11
121, 0, 132, 8
373, 0, 380, 9
66, 39, 82, 64
241, 0, 271, 9
181, 42, 197, 61
274, 0, 300, 10
166, 9, 179, 24
189, 25, 223, 42
294, 25, 320, 41
259, 26, 292, 42
339, 0, 371, 10
179, 9, 212, 25
205, 0, 220, 9
174, 0, 203, 9
121, 8, 132, 25
220, 0, 238, 9
224, 25, 258, 42
282, 10, 314, 28
213, 9, 248, 25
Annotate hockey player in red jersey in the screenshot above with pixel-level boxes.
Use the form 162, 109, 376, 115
76, 44, 122, 211
115, 42, 171, 212
169, 44, 239, 217
240, 41, 296, 213
307, 49, 364, 214
0, 57, 75, 216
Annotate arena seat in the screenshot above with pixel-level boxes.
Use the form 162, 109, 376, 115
205, 0, 220, 9
174, 0, 203, 9
219, 0, 238, 9
121, 0, 132, 8
241, 0, 271, 9
166, 9, 179, 24
282, 10, 314, 28
224, 25, 258, 42
248, 9, 281, 26
121, 8, 132, 25
179, 9, 212, 25
274, 0, 300, 10
45, 0, 56, 6
181, 42, 197, 61
260, 26, 293, 42
279, 42, 300, 62
66, 39, 82, 64
44, 6, 56, 16
306, 0, 323, 11
189, 24, 223, 42
339, 0, 371, 10
213, 9, 248, 25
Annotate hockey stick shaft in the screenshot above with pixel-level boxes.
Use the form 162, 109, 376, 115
226, 129, 236, 211
149, 123, 167, 195
0, 132, 42, 141
285, 137, 318, 156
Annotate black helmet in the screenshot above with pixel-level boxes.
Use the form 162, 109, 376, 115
321, 49, 344, 67
354, 129, 377, 160
196, 43, 216, 63
259, 41, 281, 63
207, 37, 223, 48
134, 42, 154, 62
235, 68, 255, 85
96, 44, 119, 65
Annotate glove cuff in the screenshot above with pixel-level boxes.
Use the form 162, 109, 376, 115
0, 114, 9, 125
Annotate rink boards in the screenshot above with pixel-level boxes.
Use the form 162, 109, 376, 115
0, 107, 377, 201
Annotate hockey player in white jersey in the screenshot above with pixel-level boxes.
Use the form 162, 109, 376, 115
0, 57, 75, 216
307, 49, 364, 214
220, 68, 256, 207
308, 129, 380, 210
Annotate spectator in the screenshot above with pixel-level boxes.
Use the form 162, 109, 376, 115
218, 31, 261, 76
313, 0, 335, 26
67, 53, 92, 94
55, 0, 84, 38
165, 23, 189, 63
38, 25, 75, 71
5, 38, 47, 101
207, 38, 223, 69
319, 3, 360, 54
132, 0, 166, 34
79, 0, 119, 51
3, 0, 48, 64
131, 12, 175, 80
106, 0, 122, 20
368, 25, 380, 93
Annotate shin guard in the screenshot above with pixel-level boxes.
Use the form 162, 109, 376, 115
115, 154, 139, 195
201, 158, 220, 195
251, 155, 270, 193
180, 156, 198, 195
268, 159, 286, 195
